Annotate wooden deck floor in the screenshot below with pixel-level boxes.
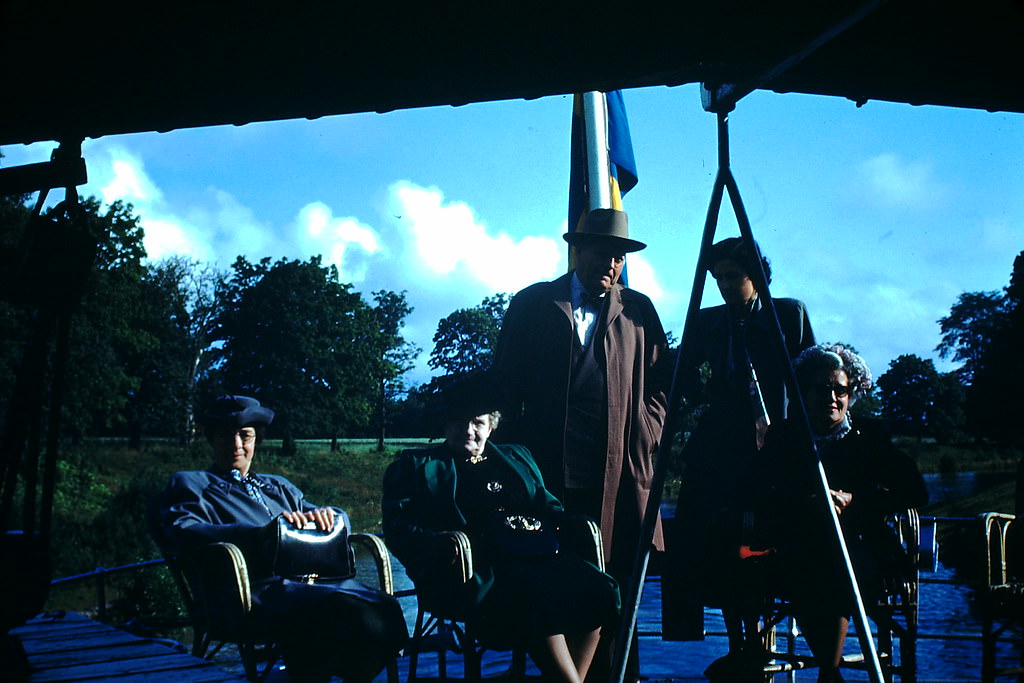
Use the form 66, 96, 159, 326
7, 606, 1006, 683
10, 612, 245, 682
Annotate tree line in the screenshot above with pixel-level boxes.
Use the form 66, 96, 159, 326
1, 194, 1020, 449
0, 195, 426, 452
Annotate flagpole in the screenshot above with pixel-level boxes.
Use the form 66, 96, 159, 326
582, 91, 611, 210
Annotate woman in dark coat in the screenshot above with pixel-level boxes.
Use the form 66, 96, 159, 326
381, 383, 620, 683
753, 344, 928, 682
663, 237, 815, 668
158, 395, 408, 683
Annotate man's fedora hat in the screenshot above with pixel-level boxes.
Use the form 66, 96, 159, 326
562, 208, 646, 253
200, 395, 275, 430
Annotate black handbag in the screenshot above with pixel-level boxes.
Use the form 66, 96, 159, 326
267, 507, 356, 582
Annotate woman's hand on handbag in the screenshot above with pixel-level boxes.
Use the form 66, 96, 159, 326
281, 507, 336, 532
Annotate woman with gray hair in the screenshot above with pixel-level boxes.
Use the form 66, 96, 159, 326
751, 344, 928, 682
382, 376, 620, 683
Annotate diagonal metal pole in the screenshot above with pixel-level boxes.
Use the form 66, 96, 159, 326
611, 109, 885, 683
719, 114, 885, 683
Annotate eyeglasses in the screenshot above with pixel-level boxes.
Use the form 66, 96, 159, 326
235, 429, 257, 444
811, 383, 853, 397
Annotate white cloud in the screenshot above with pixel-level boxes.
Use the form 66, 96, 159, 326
201, 189, 275, 262
977, 215, 1021, 254
70, 153, 672, 387
293, 202, 383, 282
389, 181, 562, 293
623, 252, 664, 302
88, 145, 215, 263
101, 152, 162, 206
854, 153, 946, 210
142, 218, 214, 262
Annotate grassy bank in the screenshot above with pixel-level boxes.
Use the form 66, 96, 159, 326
898, 437, 1019, 516
897, 436, 1022, 478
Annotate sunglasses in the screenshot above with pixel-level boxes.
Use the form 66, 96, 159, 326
811, 383, 853, 397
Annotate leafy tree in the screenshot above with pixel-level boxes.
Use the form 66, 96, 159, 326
878, 354, 937, 439
120, 258, 226, 445
153, 257, 225, 443
930, 371, 967, 444
370, 290, 419, 450
877, 354, 964, 442
210, 256, 379, 452
936, 290, 1010, 384
116, 263, 192, 446
849, 386, 882, 422
428, 293, 510, 380
30, 197, 155, 442
961, 251, 1024, 442
0, 195, 177, 538
0, 193, 33, 415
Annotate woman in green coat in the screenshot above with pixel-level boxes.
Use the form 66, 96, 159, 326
382, 383, 620, 683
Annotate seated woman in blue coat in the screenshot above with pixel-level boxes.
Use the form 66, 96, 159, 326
157, 395, 407, 683
382, 376, 620, 683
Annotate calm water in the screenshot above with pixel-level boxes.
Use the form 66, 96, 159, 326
923, 470, 1016, 506
373, 471, 1020, 681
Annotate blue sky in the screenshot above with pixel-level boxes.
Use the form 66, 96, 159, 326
2, 83, 1021, 388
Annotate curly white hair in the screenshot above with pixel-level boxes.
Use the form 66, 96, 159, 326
794, 343, 873, 402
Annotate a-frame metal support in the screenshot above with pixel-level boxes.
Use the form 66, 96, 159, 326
611, 109, 887, 683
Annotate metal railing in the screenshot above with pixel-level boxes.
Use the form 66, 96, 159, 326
50, 557, 166, 622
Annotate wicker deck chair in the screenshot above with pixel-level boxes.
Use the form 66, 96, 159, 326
405, 514, 605, 681
146, 497, 398, 682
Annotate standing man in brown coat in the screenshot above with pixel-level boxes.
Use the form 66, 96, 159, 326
492, 207, 670, 585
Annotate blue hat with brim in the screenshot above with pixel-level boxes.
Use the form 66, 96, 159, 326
200, 395, 275, 430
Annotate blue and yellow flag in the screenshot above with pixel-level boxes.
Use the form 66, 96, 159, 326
606, 89, 638, 201
568, 90, 638, 278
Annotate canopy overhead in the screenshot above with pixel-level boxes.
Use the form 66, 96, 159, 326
1, 0, 1022, 147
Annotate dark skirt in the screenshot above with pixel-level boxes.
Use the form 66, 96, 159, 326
778, 522, 913, 616
254, 578, 408, 681
662, 417, 759, 640
472, 552, 620, 648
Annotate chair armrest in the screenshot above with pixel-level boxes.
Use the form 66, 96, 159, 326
191, 542, 253, 624
982, 512, 1017, 588
439, 530, 473, 584
900, 508, 921, 567
557, 514, 605, 571
350, 532, 395, 595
